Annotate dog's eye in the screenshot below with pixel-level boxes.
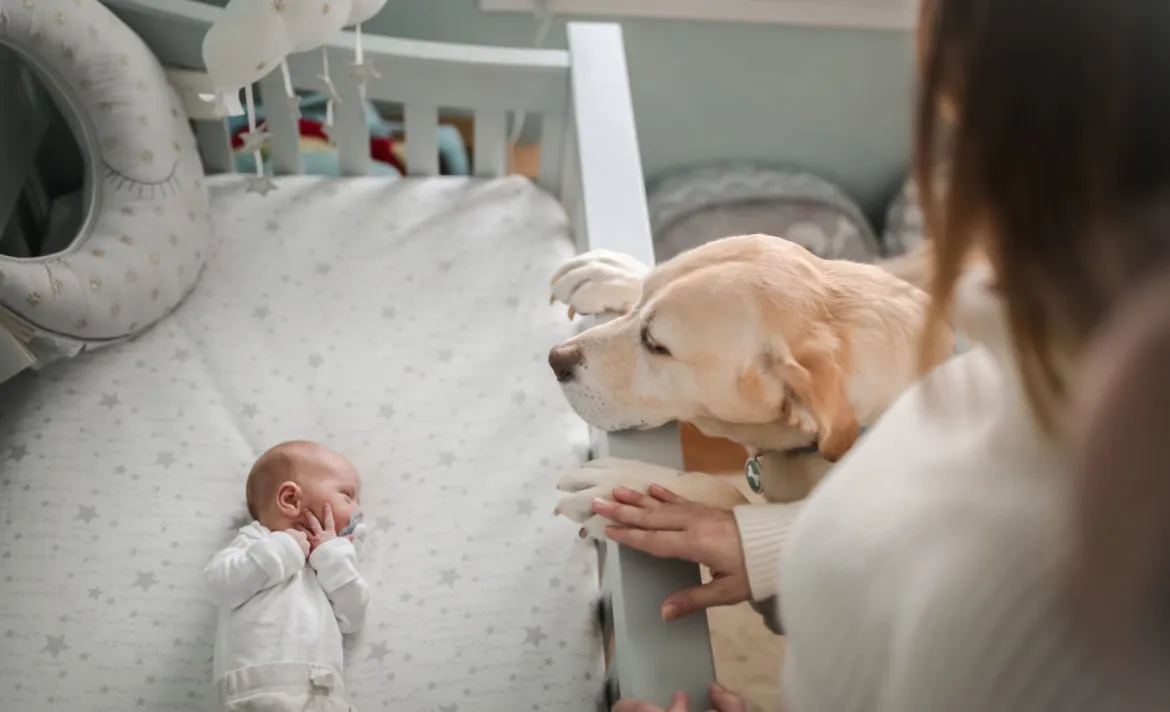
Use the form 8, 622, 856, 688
641, 329, 671, 357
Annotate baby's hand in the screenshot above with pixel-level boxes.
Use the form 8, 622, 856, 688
285, 528, 311, 559
305, 504, 352, 553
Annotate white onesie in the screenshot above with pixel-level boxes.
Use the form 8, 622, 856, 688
206, 522, 371, 711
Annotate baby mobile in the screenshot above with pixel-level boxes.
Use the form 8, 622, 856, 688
202, 0, 388, 196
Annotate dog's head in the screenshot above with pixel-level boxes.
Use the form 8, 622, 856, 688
548, 235, 864, 462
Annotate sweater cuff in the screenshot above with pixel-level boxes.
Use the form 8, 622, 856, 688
308, 537, 361, 592
733, 502, 802, 602
248, 531, 306, 582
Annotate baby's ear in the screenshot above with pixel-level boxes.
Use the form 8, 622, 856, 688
275, 481, 303, 517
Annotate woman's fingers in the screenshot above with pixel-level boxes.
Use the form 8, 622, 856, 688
648, 484, 689, 505
708, 683, 747, 712
592, 497, 688, 531
662, 576, 748, 620
604, 526, 692, 560
612, 486, 664, 508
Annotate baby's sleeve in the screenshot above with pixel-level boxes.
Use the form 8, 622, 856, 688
308, 538, 371, 634
204, 530, 306, 609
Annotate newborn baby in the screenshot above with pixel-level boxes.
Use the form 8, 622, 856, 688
206, 440, 370, 711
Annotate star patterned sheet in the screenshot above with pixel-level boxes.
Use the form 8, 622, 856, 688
0, 175, 604, 712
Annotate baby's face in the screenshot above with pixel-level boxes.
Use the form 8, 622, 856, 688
299, 454, 362, 534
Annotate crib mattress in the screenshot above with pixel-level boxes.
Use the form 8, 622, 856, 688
0, 176, 602, 711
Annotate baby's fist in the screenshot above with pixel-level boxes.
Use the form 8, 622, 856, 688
286, 529, 310, 558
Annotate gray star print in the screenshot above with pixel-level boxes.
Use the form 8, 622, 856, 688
315, 263, 331, 275
438, 452, 455, 467
511, 390, 527, 404
381, 307, 396, 320
42, 635, 69, 658
366, 641, 390, 662
516, 500, 535, 516
88, 587, 102, 599
99, 393, 119, 409
7, 445, 27, 462
308, 354, 324, 368
172, 349, 189, 362
439, 706, 458, 712
439, 569, 460, 587
252, 306, 270, 320
377, 403, 394, 419
156, 452, 175, 468
523, 625, 548, 647
436, 349, 453, 363
75, 506, 99, 524
241, 403, 259, 418
133, 571, 157, 591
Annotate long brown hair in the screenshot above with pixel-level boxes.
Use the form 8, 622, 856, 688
914, 0, 1170, 427
913, 0, 1170, 672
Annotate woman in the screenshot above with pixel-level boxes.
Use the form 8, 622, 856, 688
598, 0, 1170, 710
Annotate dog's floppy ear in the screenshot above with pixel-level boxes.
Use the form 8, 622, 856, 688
778, 343, 860, 462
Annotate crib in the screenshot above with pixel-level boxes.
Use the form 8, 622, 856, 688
0, 0, 715, 708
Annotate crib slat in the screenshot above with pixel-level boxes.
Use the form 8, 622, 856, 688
334, 92, 371, 177
538, 112, 566, 195
258, 71, 303, 175
405, 104, 439, 176
473, 109, 506, 177
194, 119, 234, 174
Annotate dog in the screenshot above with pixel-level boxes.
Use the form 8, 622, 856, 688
546, 236, 950, 536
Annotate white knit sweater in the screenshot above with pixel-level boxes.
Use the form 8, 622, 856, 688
731, 265, 1157, 712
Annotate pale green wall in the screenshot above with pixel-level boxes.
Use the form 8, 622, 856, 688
198, 0, 915, 213
366, 1, 915, 214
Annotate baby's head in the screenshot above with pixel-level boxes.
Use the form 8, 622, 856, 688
246, 440, 361, 534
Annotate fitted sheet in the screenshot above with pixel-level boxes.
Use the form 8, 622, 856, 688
0, 175, 602, 711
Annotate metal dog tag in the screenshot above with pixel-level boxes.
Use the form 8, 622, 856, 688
744, 456, 763, 494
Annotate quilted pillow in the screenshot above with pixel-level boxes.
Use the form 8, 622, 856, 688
0, 0, 210, 379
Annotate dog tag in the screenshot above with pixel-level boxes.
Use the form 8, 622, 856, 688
744, 456, 763, 494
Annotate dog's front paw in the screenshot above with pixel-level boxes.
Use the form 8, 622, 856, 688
554, 457, 680, 540
549, 251, 649, 319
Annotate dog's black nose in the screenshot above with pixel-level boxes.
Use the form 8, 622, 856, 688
548, 344, 584, 382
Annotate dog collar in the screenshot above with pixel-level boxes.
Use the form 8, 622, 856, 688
744, 428, 870, 494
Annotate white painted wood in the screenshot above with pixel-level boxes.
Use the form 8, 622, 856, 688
405, 104, 440, 177
537, 111, 566, 196
193, 120, 234, 175
565, 23, 716, 707
566, 23, 655, 266
473, 110, 507, 177
482, 0, 918, 31
257, 73, 303, 176
331, 52, 372, 177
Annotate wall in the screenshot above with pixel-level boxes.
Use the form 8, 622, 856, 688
196, 0, 915, 215
370, 1, 916, 215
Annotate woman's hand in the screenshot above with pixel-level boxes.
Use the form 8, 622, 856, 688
613, 684, 747, 712
591, 485, 751, 620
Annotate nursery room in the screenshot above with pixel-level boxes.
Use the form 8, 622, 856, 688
4, 1, 1170, 711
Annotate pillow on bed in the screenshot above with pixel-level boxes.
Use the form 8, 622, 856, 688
646, 161, 883, 263
0, 0, 211, 380
882, 177, 926, 256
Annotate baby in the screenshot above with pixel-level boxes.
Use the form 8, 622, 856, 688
206, 440, 370, 711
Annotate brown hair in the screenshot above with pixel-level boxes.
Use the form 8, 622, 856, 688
914, 0, 1170, 427
913, 0, 1170, 669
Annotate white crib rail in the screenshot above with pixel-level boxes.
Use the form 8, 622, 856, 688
103, 2, 718, 707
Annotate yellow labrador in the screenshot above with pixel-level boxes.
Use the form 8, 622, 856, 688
548, 236, 950, 535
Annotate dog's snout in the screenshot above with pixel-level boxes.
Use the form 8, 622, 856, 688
549, 344, 584, 382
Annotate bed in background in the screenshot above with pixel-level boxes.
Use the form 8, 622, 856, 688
0, 0, 715, 709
